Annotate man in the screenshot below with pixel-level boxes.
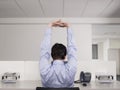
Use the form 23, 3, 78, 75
40, 20, 77, 87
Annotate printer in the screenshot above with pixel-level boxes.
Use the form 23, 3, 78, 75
95, 73, 114, 83
1, 72, 20, 83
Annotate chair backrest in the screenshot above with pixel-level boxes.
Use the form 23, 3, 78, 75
36, 87, 79, 90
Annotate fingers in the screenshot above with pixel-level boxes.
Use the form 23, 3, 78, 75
50, 20, 69, 28
61, 22, 69, 27
56, 19, 61, 23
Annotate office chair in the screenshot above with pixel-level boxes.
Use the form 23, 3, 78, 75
36, 87, 79, 90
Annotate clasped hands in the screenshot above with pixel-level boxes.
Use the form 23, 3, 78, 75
49, 20, 69, 28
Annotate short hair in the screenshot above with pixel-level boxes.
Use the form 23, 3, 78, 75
51, 43, 67, 60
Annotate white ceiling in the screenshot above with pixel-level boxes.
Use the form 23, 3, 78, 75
0, 0, 120, 18
1, 0, 120, 39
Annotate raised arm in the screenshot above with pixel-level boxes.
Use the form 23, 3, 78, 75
40, 20, 67, 73
40, 28, 51, 73
55, 21, 77, 68
49, 20, 77, 65
67, 27, 77, 68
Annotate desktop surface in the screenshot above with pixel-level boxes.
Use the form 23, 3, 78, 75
0, 80, 119, 90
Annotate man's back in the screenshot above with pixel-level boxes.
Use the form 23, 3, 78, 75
40, 21, 77, 88
40, 60, 76, 87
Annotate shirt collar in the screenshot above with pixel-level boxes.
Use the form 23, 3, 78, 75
53, 60, 64, 65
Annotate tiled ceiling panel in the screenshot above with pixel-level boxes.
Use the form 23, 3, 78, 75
99, 0, 120, 17
64, 0, 88, 17
16, 0, 44, 17
0, 0, 25, 17
82, 0, 112, 17
0, 0, 120, 18
40, 0, 63, 17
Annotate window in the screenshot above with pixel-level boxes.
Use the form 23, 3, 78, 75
92, 44, 98, 59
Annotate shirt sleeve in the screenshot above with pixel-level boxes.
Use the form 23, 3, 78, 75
67, 28, 77, 69
40, 28, 51, 73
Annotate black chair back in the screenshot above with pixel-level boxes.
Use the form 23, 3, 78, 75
36, 87, 79, 90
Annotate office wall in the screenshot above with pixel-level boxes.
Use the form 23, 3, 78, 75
0, 24, 92, 61
0, 25, 45, 61
92, 24, 120, 77
110, 39, 120, 48
0, 18, 116, 81
108, 49, 120, 75
0, 61, 116, 80
72, 24, 92, 60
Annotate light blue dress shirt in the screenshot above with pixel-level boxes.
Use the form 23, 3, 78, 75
40, 28, 77, 88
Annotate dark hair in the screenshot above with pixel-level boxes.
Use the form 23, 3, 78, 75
51, 43, 67, 60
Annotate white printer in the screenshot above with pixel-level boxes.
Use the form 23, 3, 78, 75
1, 72, 20, 83
95, 73, 114, 83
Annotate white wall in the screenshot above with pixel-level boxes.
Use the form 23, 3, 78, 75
75, 61, 116, 81
0, 24, 92, 61
92, 24, 120, 76
0, 61, 40, 80
0, 18, 117, 81
110, 39, 120, 48
73, 24, 92, 60
0, 25, 46, 61
98, 42, 103, 60
109, 38, 120, 75
108, 49, 120, 75
92, 25, 120, 61
0, 23, 93, 80
0, 61, 116, 81
0, 61, 25, 80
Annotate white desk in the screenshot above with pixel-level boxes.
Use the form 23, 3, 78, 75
0, 80, 120, 90
74, 81, 120, 90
